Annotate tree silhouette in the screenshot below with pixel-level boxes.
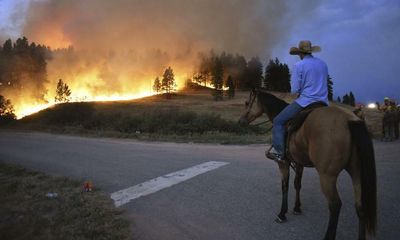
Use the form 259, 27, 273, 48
0, 95, 16, 123
245, 57, 263, 89
153, 76, 161, 93
0, 37, 50, 103
349, 91, 356, 106
327, 75, 333, 101
337, 96, 341, 103
55, 79, 72, 103
226, 75, 235, 99
264, 58, 291, 92
342, 94, 350, 105
161, 67, 176, 97
341, 92, 356, 106
211, 57, 224, 101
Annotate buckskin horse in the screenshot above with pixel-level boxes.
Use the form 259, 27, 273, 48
239, 89, 377, 240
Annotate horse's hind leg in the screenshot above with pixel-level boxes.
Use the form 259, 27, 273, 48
293, 165, 304, 214
276, 162, 290, 223
320, 174, 342, 240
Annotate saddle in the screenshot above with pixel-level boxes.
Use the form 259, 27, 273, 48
286, 102, 328, 134
285, 102, 328, 166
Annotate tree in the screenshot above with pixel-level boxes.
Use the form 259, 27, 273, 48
327, 75, 333, 101
161, 66, 176, 97
0, 37, 50, 103
342, 91, 356, 106
264, 58, 291, 92
226, 75, 235, 99
152, 77, 161, 93
0, 95, 16, 122
349, 91, 356, 106
245, 57, 263, 89
233, 54, 248, 90
342, 94, 349, 105
337, 96, 341, 103
55, 79, 72, 103
211, 57, 224, 101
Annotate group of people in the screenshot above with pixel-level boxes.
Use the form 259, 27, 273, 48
379, 97, 400, 141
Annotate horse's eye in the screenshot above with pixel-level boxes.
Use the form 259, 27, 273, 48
245, 101, 249, 107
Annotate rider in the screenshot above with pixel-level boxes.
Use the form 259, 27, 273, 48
266, 40, 329, 163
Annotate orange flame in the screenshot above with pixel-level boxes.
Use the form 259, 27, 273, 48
14, 72, 186, 119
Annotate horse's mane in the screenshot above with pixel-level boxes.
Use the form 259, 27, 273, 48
257, 90, 289, 117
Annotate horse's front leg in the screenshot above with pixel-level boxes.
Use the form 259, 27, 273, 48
276, 161, 290, 223
293, 165, 304, 214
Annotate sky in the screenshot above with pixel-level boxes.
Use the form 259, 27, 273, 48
0, 0, 399, 104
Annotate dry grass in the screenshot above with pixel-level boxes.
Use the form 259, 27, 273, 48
15, 89, 384, 142
0, 161, 132, 240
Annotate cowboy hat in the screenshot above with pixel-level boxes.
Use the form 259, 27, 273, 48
290, 40, 321, 55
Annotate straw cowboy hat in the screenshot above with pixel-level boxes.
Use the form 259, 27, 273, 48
290, 40, 321, 55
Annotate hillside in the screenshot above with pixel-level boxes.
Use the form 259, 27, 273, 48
13, 89, 384, 143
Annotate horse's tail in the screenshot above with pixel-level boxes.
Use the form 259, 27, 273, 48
349, 120, 377, 235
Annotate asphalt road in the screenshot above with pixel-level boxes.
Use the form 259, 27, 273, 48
0, 131, 399, 240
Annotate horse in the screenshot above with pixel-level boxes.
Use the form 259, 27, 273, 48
239, 89, 377, 240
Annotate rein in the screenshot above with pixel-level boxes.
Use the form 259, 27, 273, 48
244, 89, 273, 133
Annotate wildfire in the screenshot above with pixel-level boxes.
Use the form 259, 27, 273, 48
15, 89, 156, 119
14, 73, 186, 119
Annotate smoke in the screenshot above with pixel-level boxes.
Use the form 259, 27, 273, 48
24, 0, 291, 56
2, 0, 323, 117
15, 0, 303, 105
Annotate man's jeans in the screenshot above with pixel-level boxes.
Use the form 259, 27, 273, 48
272, 101, 303, 155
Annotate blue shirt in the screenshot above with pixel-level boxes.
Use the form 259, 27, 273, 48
291, 55, 329, 107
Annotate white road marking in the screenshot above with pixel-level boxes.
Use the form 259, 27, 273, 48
110, 161, 229, 207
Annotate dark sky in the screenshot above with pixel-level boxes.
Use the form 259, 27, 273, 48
1, 0, 399, 104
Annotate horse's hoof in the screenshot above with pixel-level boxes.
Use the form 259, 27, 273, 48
293, 209, 302, 215
275, 215, 287, 223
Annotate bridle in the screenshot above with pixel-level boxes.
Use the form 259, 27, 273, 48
244, 89, 271, 128
244, 89, 257, 117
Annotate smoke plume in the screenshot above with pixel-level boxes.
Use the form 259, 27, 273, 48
2, 0, 322, 117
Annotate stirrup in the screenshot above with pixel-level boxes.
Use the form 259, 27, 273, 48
265, 147, 286, 163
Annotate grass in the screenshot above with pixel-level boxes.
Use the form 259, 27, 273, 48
14, 89, 272, 144
0, 161, 132, 240
7, 88, 384, 143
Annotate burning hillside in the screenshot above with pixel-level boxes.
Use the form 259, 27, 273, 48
0, 0, 314, 118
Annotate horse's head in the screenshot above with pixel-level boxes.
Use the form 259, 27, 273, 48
238, 88, 264, 126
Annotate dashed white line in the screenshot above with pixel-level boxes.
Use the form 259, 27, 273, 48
110, 161, 229, 207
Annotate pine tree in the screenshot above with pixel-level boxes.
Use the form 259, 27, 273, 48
264, 58, 291, 92
337, 96, 341, 103
55, 79, 72, 103
246, 57, 263, 89
226, 75, 235, 99
342, 94, 350, 105
161, 67, 175, 97
0, 95, 16, 120
349, 91, 356, 106
211, 57, 224, 101
327, 75, 333, 101
152, 77, 161, 93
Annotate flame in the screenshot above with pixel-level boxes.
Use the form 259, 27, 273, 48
14, 72, 186, 119
15, 89, 156, 119
15, 102, 54, 119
